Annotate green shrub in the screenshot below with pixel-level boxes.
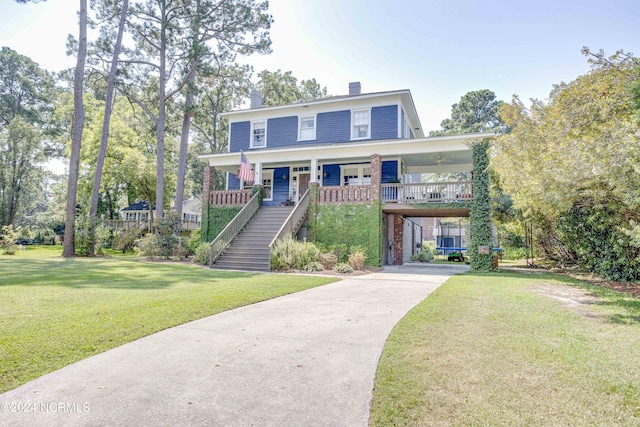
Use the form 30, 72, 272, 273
186, 229, 202, 255
333, 263, 353, 274
134, 234, 162, 258
348, 250, 366, 270
422, 240, 437, 255
270, 236, 321, 271
502, 247, 527, 260
0, 225, 21, 255
74, 217, 111, 256
302, 261, 324, 272
410, 250, 434, 263
319, 252, 338, 270
193, 242, 211, 265
152, 213, 188, 259
329, 244, 348, 263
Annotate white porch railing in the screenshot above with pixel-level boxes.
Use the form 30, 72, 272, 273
381, 181, 472, 203
317, 185, 372, 204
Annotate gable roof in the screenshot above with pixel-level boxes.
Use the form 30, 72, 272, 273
122, 200, 155, 211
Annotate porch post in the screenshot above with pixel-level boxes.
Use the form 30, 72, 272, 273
310, 158, 318, 183
307, 182, 319, 241
255, 162, 262, 186
370, 154, 381, 202
201, 165, 216, 242
393, 214, 403, 265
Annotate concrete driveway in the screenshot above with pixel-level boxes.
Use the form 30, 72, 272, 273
0, 263, 468, 427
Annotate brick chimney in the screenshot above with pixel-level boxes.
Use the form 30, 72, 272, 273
250, 89, 263, 108
349, 82, 361, 96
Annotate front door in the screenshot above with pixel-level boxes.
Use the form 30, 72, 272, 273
298, 173, 310, 200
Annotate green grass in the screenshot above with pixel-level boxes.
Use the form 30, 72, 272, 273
370, 270, 640, 426
0, 247, 337, 393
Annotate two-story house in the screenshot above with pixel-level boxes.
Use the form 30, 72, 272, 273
199, 82, 493, 271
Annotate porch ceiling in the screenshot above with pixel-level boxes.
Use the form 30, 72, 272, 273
199, 132, 493, 174
382, 204, 471, 217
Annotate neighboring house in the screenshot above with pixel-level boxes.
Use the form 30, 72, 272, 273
199, 82, 493, 270
119, 198, 201, 231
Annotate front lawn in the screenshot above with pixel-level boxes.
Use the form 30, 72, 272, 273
0, 247, 337, 393
370, 271, 640, 426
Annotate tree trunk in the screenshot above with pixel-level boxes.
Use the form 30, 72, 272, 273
174, 66, 196, 220
63, 0, 87, 257
88, 0, 128, 255
155, 0, 167, 224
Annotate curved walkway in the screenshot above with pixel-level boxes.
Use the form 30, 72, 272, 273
1, 264, 468, 427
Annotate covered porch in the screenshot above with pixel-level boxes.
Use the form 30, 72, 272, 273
199, 132, 492, 208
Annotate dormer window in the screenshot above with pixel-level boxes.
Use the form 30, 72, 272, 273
251, 120, 266, 148
351, 109, 370, 140
298, 115, 316, 141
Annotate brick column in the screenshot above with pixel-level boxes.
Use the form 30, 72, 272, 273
393, 214, 403, 265
307, 182, 319, 241
201, 166, 215, 241
370, 154, 382, 202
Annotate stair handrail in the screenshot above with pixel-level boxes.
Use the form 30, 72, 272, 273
268, 190, 310, 273
209, 191, 261, 267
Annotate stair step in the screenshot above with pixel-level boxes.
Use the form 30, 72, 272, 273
211, 205, 301, 271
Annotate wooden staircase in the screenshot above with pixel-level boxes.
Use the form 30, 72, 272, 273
212, 206, 294, 272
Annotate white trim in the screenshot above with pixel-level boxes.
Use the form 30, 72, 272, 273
298, 114, 316, 141
262, 169, 274, 201
351, 108, 371, 140
397, 105, 403, 138
250, 120, 267, 148
339, 163, 372, 186
200, 133, 495, 172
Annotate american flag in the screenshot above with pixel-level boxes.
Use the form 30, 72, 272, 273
238, 151, 254, 184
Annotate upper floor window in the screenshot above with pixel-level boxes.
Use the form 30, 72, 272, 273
299, 116, 316, 141
351, 109, 370, 140
251, 120, 266, 148
404, 117, 412, 139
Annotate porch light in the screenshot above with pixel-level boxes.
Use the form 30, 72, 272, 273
323, 172, 330, 178
281, 174, 288, 180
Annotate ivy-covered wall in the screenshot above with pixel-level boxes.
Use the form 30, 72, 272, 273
201, 206, 242, 242
469, 140, 495, 271
310, 202, 382, 266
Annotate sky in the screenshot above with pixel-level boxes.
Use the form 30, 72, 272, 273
1, 0, 639, 133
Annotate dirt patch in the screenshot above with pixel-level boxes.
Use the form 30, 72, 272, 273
532, 282, 604, 319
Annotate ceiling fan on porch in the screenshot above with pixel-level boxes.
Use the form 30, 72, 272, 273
435, 154, 453, 166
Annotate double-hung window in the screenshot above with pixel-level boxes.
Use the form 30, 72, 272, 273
299, 116, 315, 141
341, 164, 372, 185
251, 121, 266, 148
351, 109, 370, 140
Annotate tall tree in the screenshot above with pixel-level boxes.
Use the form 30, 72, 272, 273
0, 47, 54, 226
63, 0, 88, 257
430, 89, 504, 136
257, 69, 327, 107
493, 48, 640, 278
88, 0, 129, 231
173, 0, 272, 219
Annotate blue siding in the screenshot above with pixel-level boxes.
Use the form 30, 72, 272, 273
263, 167, 290, 206
316, 110, 350, 143
227, 173, 241, 190
267, 117, 298, 148
322, 164, 341, 186
229, 121, 250, 152
381, 160, 398, 182
371, 105, 398, 140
